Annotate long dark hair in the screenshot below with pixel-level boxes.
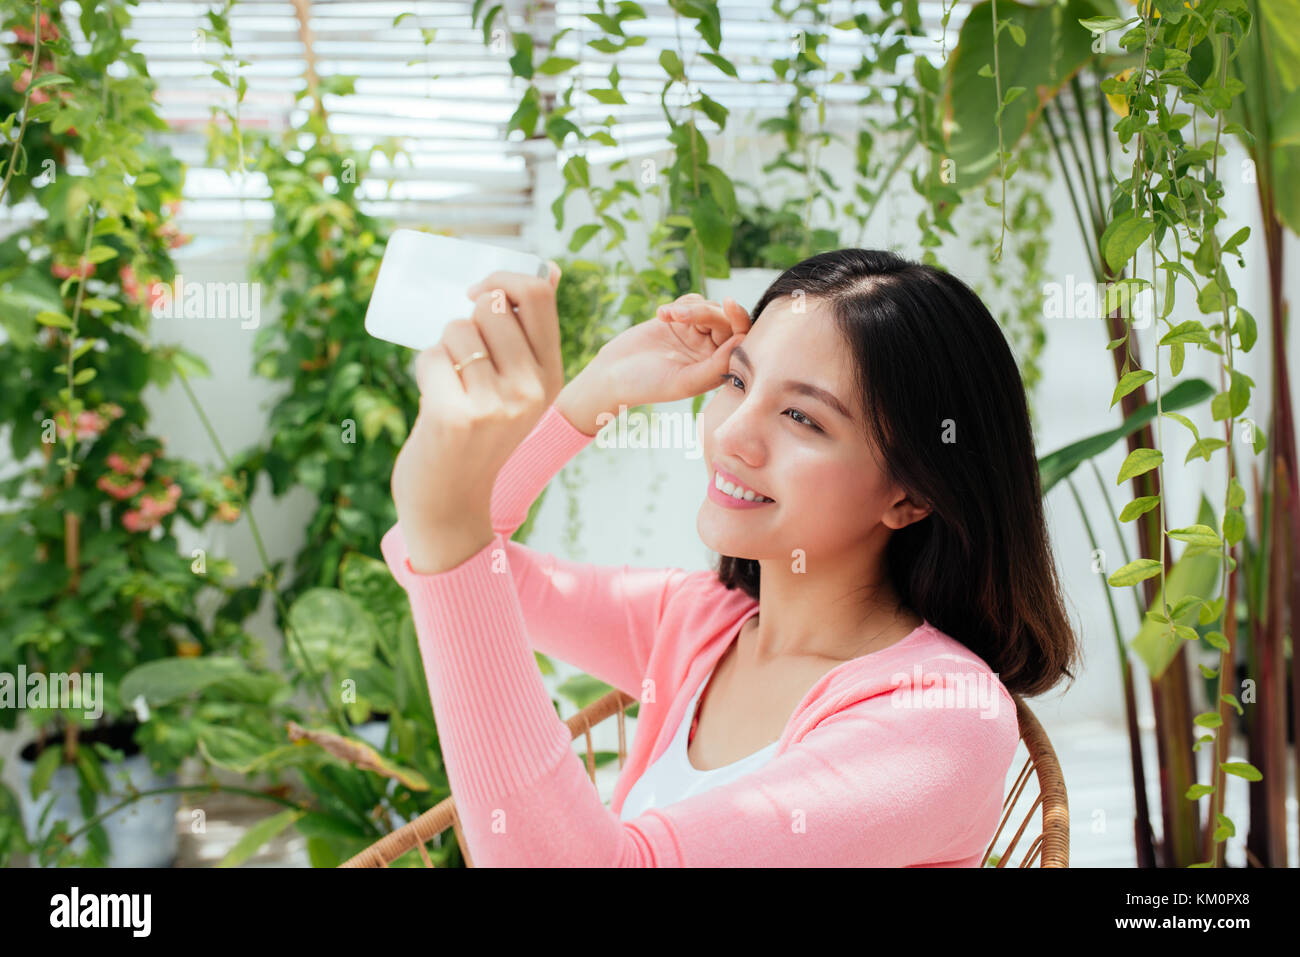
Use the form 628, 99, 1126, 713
715, 248, 1080, 698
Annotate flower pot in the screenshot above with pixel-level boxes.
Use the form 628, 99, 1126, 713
16, 721, 180, 867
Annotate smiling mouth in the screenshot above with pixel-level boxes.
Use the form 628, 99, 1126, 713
713, 470, 775, 503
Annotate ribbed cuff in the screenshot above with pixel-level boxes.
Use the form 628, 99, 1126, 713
490, 402, 597, 534
398, 530, 574, 804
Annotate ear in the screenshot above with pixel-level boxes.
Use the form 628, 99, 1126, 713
881, 490, 931, 531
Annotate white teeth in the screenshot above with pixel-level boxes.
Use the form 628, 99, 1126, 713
715, 471, 773, 503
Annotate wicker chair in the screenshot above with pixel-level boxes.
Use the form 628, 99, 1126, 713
340, 690, 1068, 868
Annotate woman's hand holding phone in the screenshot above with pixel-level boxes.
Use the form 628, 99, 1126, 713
391, 262, 564, 574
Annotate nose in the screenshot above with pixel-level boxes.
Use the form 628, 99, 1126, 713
708, 388, 766, 467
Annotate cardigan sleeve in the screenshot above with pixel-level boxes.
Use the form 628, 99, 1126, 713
381, 400, 697, 700
383, 527, 1021, 867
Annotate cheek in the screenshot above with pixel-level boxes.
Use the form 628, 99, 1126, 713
791, 458, 887, 527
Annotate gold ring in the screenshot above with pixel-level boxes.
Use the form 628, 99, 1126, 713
451, 351, 489, 374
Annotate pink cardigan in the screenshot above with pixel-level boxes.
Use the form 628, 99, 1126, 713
380, 403, 1023, 867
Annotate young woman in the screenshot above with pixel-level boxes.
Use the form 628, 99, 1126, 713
384, 247, 1080, 867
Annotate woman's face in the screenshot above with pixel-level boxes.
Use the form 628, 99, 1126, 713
698, 296, 915, 563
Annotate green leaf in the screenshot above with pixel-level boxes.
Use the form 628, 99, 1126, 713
1159, 320, 1214, 346
701, 52, 737, 78
29, 745, 63, 800
1234, 307, 1257, 352
1167, 524, 1221, 548
85, 245, 118, 264
1203, 630, 1229, 652
568, 223, 601, 253
1116, 447, 1163, 484
120, 657, 253, 708
1119, 495, 1161, 523
556, 673, 614, 710
29, 73, 73, 91
1111, 370, 1153, 409
36, 311, 73, 329
1161, 410, 1200, 440
215, 807, 305, 866
286, 588, 379, 676
1102, 213, 1154, 272
1186, 437, 1226, 462
945, 0, 1100, 187
1220, 761, 1261, 781
1107, 559, 1163, 587
536, 57, 579, 75
1079, 16, 1136, 33
1222, 509, 1245, 546
71, 368, 96, 385
1131, 496, 1222, 678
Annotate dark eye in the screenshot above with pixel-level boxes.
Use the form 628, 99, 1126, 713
787, 409, 820, 430
718, 372, 823, 433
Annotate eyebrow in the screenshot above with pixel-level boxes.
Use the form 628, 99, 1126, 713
731, 345, 855, 423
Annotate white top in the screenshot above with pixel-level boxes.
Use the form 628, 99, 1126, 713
618, 663, 781, 821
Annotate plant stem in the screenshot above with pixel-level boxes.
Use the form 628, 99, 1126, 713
0, 0, 43, 206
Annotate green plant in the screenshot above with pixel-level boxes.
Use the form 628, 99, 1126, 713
223, 94, 417, 607
0, 0, 256, 866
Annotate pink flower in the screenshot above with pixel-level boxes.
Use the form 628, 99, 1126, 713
100, 403, 125, 421
119, 265, 141, 304
216, 501, 241, 523
123, 509, 160, 533
54, 410, 106, 441
97, 474, 144, 501
107, 451, 151, 476
51, 258, 94, 280
138, 488, 178, 521
14, 13, 59, 45
158, 221, 191, 249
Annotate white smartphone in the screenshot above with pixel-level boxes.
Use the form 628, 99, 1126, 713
364, 230, 549, 351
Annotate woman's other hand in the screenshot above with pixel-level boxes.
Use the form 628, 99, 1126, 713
589, 293, 752, 409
